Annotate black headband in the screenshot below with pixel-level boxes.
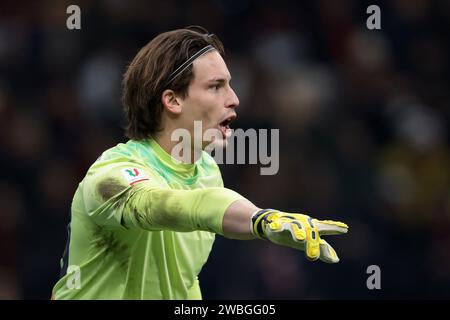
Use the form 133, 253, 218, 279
166, 44, 216, 86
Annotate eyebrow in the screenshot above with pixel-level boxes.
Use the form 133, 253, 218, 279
207, 76, 232, 83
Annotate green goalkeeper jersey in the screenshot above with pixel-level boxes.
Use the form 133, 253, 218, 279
52, 138, 243, 300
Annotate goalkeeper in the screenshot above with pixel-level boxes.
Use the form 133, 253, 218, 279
52, 26, 348, 300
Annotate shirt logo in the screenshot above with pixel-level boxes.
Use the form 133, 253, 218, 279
121, 168, 149, 185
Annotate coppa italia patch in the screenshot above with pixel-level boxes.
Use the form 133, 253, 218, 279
121, 168, 149, 185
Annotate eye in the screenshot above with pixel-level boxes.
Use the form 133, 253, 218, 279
209, 83, 222, 91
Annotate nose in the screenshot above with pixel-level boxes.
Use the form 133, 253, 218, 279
226, 87, 240, 109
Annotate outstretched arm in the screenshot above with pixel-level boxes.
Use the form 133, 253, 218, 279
84, 163, 348, 263
121, 184, 348, 263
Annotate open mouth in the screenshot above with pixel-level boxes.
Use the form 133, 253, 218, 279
219, 114, 237, 139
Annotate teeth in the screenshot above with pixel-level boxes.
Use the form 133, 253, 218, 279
221, 115, 235, 127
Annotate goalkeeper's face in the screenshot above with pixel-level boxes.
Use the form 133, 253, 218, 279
177, 50, 239, 149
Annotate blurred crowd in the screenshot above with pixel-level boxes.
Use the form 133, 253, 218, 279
0, 0, 449, 299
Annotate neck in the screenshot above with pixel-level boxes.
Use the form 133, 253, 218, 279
153, 128, 203, 164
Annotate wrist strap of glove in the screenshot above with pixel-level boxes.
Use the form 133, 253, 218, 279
251, 209, 278, 239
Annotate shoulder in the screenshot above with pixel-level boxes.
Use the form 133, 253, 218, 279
77, 141, 168, 213
96, 140, 143, 163
83, 141, 166, 189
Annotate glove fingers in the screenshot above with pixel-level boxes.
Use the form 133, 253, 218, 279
290, 221, 306, 241
319, 239, 339, 263
265, 223, 306, 251
287, 216, 319, 260
315, 220, 349, 236
305, 217, 320, 261
263, 213, 345, 263
268, 218, 307, 241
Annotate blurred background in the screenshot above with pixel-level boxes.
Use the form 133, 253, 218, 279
0, 0, 449, 299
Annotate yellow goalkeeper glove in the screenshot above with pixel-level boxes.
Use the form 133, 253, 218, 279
251, 209, 349, 263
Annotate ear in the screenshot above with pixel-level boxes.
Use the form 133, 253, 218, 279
161, 89, 183, 115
